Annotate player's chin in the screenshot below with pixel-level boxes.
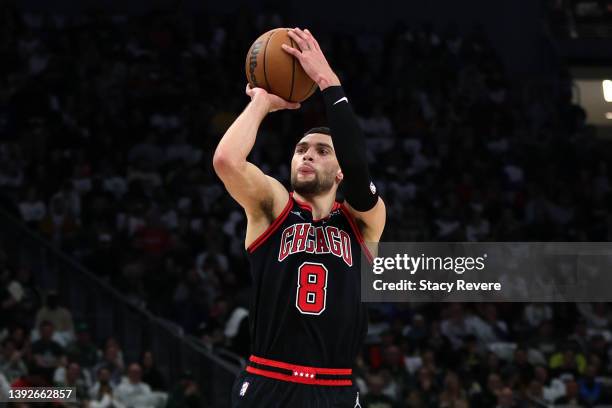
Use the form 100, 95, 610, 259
292, 178, 318, 193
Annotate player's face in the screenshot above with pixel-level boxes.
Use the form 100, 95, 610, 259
290, 133, 342, 196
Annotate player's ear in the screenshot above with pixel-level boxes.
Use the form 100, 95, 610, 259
336, 168, 344, 183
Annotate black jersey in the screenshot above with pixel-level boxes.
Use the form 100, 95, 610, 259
246, 192, 371, 369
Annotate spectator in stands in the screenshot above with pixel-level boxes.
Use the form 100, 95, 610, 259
54, 362, 90, 405
18, 187, 46, 229
223, 301, 250, 358
555, 379, 580, 405
66, 322, 99, 371
197, 321, 225, 352
440, 303, 471, 349
471, 372, 502, 407
34, 290, 74, 346
166, 370, 203, 408
8, 325, 30, 355
578, 302, 611, 330
380, 344, 409, 399
470, 304, 509, 345
114, 363, 157, 408
0, 338, 28, 382
361, 372, 397, 408
495, 386, 516, 407
523, 303, 553, 329
534, 364, 565, 403
141, 350, 166, 391
439, 371, 469, 407
527, 320, 558, 357
402, 314, 428, 350
3, 267, 40, 328
89, 367, 115, 400
89, 367, 125, 408
578, 364, 602, 406
414, 367, 439, 406
93, 343, 124, 386
39, 195, 78, 247
549, 343, 586, 377
506, 347, 534, 385
30, 320, 65, 381
525, 379, 546, 406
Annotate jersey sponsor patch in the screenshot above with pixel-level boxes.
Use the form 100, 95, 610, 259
239, 381, 249, 397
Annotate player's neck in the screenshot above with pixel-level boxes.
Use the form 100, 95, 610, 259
292, 190, 336, 220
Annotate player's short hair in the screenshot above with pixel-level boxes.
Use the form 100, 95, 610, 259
303, 127, 331, 137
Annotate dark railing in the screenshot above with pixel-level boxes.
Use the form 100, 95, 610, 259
0, 207, 240, 407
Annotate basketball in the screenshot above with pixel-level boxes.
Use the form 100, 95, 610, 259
245, 28, 317, 103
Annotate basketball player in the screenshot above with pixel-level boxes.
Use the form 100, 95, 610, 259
214, 28, 386, 407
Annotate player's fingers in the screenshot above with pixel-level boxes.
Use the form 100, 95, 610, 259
299, 28, 319, 53
281, 43, 302, 58
293, 28, 317, 51
287, 30, 310, 52
292, 27, 309, 41
286, 102, 301, 110
304, 29, 321, 52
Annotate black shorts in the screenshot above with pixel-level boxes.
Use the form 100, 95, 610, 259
231, 370, 361, 408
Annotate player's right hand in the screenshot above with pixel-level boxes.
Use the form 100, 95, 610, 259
246, 84, 301, 113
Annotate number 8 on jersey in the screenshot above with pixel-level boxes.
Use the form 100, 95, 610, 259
296, 262, 328, 315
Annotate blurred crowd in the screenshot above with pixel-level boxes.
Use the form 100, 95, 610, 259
547, 0, 612, 37
0, 241, 204, 407
1, 1, 612, 407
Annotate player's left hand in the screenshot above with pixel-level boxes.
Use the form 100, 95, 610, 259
281, 28, 341, 90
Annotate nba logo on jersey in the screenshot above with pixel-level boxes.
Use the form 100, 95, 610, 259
239, 381, 249, 397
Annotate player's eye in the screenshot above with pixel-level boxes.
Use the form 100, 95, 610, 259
318, 148, 328, 155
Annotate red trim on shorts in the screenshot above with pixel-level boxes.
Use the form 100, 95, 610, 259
247, 197, 293, 253
249, 355, 352, 375
246, 366, 352, 386
246, 355, 353, 386
340, 204, 374, 264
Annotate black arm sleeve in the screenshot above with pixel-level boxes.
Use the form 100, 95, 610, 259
322, 85, 378, 212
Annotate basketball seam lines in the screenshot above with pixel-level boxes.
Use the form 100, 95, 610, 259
289, 37, 296, 102
263, 30, 275, 93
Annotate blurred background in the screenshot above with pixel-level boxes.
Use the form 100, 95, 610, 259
0, 0, 612, 407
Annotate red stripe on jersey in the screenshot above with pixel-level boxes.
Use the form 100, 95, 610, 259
340, 204, 374, 264
247, 197, 294, 253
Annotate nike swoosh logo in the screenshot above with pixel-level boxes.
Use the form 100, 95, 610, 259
290, 211, 305, 219
333, 97, 348, 105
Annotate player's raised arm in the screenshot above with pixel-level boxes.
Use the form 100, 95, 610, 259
282, 28, 386, 242
213, 85, 298, 242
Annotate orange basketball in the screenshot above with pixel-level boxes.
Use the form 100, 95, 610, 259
245, 28, 317, 103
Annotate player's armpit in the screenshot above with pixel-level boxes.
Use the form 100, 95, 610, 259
213, 158, 289, 246
344, 197, 386, 243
